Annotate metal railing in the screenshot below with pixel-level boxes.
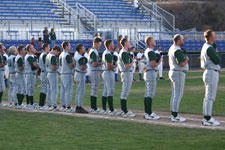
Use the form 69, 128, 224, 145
76, 3, 98, 31
142, 0, 176, 31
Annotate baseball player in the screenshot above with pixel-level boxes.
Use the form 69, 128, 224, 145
74, 44, 89, 113
129, 47, 137, 81
101, 40, 120, 115
7, 46, 18, 107
155, 45, 165, 80
201, 30, 221, 126
38, 43, 50, 109
59, 42, 75, 112
118, 38, 136, 118
24, 44, 39, 109
143, 36, 161, 120
85, 47, 91, 83
0, 43, 6, 107
168, 34, 189, 122
137, 49, 145, 81
46, 46, 61, 111
88, 37, 103, 114
3, 49, 9, 89
15, 45, 26, 108
113, 47, 120, 82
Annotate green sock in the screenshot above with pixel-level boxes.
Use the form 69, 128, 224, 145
17, 94, 21, 105
121, 99, 128, 113
26, 95, 29, 105
171, 111, 178, 117
146, 97, 152, 115
144, 97, 147, 113
204, 116, 211, 121
42, 93, 46, 106
29, 96, 34, 105
102, 96, 107, 110
20, 94, 24, 104
108, 96, 114, 112
90, 96, 97, 110
0, 92, 3, 103
39, 93, 42, 106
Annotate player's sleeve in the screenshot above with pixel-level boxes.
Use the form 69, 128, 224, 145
17, 58, 23, 67
43, 54, 47, 65
51, 56, 57, 65
90, 52, 97, 63
174, 50, 185, 63
122, 52, 130, 64
0, 55, 3, 65
27, 56, 35, 65
66, 55, 73, 64
207, 47, 221, 65
105, 54, 112, 63
148, 51, 156, 61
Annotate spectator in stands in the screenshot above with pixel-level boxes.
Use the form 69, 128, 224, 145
100, 33, 104, 41
31, 38, 36, 47
134, 0, 139, 11
117, 35, 123, 49
43, 26, 50, 44
94, 33, 99, 38
137, 49, 145, 81
50, 28, 56, 46
38, 37, 43, 47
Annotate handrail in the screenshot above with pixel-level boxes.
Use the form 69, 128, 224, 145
76, 2, 98, 31
143, 0, 175, 31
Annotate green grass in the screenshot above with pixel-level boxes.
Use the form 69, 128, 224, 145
0, 109, 225, 150
3, 71, 225, 115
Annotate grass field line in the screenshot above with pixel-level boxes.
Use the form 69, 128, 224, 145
2, 107, 225, 131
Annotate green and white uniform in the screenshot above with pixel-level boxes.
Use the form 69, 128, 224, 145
24, 54, 36, 104
143, 48, 159, 115
102, 50, 115, 111
201, 43, 221, 118
39, 52, 49, 106
118, 49, 133, 113
0, 54, 5, 104
88, 48, 102, 110
8, 54, 17, 104
168, 44, 189, 114
59, 51, 73, 108
15, 55, 25, 105
74, 52, 87, 107
46, 52, 59, 107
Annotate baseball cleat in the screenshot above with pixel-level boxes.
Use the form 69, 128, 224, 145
202, 118, 220, 126
90, 109, 101, 115
171, 115, 187, 122
76, 107, 88, 113
108, 109, 122, 116
0, 103, 6, 107
99, 110, 109, 115
144, 113, 152, 120
8, 103, 13, 108
149, 113, 161, 120
59, 107, 66, 112
66, 108, 75, 113
122, 111, 136, 118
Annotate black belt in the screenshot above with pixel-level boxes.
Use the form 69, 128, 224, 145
206, 69, 220, 73
41, 70, 46, 72
121, 71, 132, 72
173, 70, 187, 73
146, 69, 157, 72
75, 70, 86, 73
10, 72, 16, 74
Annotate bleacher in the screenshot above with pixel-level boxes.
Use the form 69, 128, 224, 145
66, 0, 151, 24
0, 0, 64, 22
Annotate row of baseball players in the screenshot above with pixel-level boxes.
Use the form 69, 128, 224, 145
0, 29, 221, 126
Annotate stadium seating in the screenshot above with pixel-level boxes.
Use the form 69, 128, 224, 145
0, 0, 64, 22
1, 40, 225, 52
66, 0, 151, 23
